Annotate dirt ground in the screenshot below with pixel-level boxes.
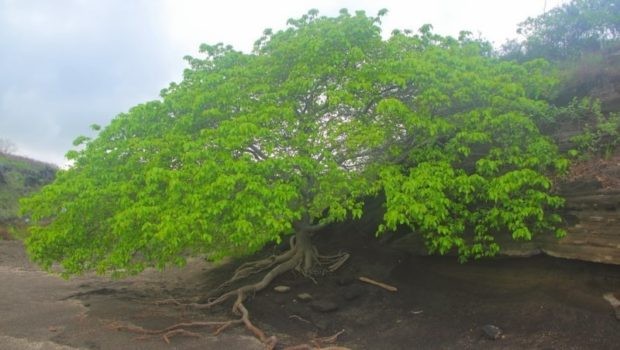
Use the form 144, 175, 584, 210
1, 229, 620, 350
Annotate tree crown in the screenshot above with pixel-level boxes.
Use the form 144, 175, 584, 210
22, 10, 565, 275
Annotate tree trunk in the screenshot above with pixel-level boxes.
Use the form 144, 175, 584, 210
295, 229, 315, 273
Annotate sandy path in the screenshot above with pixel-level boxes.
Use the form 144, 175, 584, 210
0, 240, 263, 350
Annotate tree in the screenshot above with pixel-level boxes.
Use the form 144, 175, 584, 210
0, 138, 17, 154
503, 0, 620, 61
21, 10, 566, 346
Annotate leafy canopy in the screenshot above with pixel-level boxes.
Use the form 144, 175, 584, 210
22, 9, 566, 276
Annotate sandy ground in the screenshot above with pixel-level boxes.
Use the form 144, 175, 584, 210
0, 240, 263, 350
1, 232, 620, 349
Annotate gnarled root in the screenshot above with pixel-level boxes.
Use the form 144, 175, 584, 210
119, 233, 348, 349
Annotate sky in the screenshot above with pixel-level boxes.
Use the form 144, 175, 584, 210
0, 0, 568, 166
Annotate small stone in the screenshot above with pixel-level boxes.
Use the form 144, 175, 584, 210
297, 293, 313, 301
482, 324, 503, 340
310, 300, 339, 313
274, 285, 291, 293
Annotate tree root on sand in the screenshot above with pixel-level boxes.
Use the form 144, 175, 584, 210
114, 236, 350, 349
282, 329, 349, 350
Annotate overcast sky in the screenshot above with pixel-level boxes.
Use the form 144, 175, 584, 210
0, 0, 567, 166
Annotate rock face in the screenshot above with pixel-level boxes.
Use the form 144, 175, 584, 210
390, 154, 620, 265
497, 189, 620, 265
518, 155, 620, 265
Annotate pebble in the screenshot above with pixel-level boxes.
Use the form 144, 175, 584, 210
273, 285, 291, 293
297, 293, 313, 301
481, 324, 503, 340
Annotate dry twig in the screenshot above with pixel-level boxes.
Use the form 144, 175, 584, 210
358, 276, 397, 292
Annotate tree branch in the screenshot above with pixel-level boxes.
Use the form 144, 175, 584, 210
246, 144, 268, 161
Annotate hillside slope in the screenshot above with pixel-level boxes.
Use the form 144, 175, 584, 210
0, 153, 57, 238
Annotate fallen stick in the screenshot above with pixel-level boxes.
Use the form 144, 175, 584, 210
358, 276, 397, 292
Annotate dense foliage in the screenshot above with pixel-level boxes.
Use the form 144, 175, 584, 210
22, 10, 567, 276
503, 0, 620, 61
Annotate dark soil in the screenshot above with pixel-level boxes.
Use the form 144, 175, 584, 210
1, 229, 620, 349
240, 229, 620, 349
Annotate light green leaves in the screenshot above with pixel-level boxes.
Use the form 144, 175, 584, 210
21, 10, 568, 276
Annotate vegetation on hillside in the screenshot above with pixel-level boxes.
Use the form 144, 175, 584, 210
0, 151, 57, 239
502, 0, 619, 61
501, 0, 620, 159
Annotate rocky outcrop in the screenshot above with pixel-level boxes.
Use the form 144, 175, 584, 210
497, 189, 620, 264
538, 155, 620, 264
389, 154, 620, 265
495, 154, 620, 264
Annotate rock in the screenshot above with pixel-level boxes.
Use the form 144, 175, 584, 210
481, 324, 503, 340
603, 293, 620, 321
273, 285, 291, 293
310, 300, 339, 313
342, 285, 365, 301
297, 293, 313, 301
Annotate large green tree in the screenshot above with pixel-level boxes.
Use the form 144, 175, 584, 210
22, 9, 567, 345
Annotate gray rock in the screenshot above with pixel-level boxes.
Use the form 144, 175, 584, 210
310, 300, 339, 313
482, 324, 503, 340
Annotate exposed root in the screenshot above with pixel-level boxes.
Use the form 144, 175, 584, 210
284, 329, 350, 350
110, 320, 237, 343
234, 291, 277, 348
283, 329, 348, 350
160, 329, 202, 344
316, 251, 350, 272
289, 314, 313, 325
192, 248, 303, 310
115, 234, 349, 349
315, 329, 346, 344
209, 237, 298, 297
284, 346, 351, 350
